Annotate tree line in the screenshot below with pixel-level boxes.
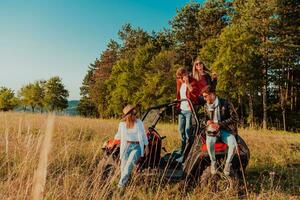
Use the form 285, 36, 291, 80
0, 76, 69, 112
79, 0, 299, 131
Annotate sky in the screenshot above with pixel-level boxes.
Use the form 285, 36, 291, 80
0, 0, 203, 100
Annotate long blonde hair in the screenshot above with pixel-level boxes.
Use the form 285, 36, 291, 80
122, 105, 136, 128
124, 114, 136, 128
192, 59, 208, 81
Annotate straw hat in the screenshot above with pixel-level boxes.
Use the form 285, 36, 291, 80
122, 104, 135, 119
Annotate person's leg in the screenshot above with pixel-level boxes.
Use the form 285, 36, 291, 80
206, 135, 217, 162
119, 144, 130, 187
220, 129, 238, 175
183, 110, 193, 158
206, 135, 217, 174
120, 144, 130, 171
220, 130, 237, 164
118, 144, 131, 188
184, 110, 192, 142
118, 144, 141, 188
178, 112, 186, 154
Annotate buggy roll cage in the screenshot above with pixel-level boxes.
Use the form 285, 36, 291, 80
141, 99, 200, 136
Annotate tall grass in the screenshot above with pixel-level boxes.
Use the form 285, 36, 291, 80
0, 112, 299, 200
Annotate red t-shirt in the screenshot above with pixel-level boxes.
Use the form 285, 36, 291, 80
197, 75, 208, 93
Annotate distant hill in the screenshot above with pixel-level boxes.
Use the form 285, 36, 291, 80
14, 100, 80, 116
64, 100, 79, 116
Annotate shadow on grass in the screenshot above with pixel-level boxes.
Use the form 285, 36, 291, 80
246, 162, 300, 196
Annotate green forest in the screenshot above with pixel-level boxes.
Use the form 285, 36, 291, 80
0, 77, 69, 112
78, 0, 299, 131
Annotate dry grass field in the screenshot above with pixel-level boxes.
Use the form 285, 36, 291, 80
0, 112, 299, 200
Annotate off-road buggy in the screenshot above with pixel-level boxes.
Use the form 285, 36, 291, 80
101, 99, 250, 192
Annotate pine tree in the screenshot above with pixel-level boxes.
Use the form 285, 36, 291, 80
171, 2, 202, 67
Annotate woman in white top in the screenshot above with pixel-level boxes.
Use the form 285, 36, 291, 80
114, 104, 149, 188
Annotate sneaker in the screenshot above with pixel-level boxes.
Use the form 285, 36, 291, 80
176, 156, 184, 163
210, 162, 217, 175
224, 163, 231, 176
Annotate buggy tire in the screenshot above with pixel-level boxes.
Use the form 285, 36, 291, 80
200, 166, 239, 193
183, 134, 202, 182
236, 135, 250, 167
101, 163, 116, 181
100, 156, 119, 181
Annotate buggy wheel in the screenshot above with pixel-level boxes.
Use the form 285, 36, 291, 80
183, 134, 203, 185
236, 135, 250, 170
101, 163, 116, 181
200, 167, 239, 193
100, 156, 119, 181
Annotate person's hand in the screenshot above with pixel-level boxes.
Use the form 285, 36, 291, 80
211, 123, 220, 130
207, 120, 220, 131
182, 75, 189, 84
144, 145, 150, 156
207, 120, 214, 125
212, 72, 217, 80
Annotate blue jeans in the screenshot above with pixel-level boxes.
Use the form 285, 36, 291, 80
178, 110, 192, 154
206, 129, 237, 164
118, 143, 141, 188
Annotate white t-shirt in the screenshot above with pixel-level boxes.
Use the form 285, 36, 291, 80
114, 119, 149, 158
125, 124, 139, 141
180, 83, 190, 111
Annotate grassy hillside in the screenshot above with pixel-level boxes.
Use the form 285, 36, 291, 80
0, 112, 299, 199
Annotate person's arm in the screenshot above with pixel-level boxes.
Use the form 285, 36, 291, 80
114, 123, 121, 140
140, 121, 149, 146
183, 75, 193, 92
139, 120, 149, 156
218, 102, 239, 130
205, 74, 212, 86
144, 144, 149, 156
187, 78, 200, 104
198, 96, 206, 106
211, 72, 217, 90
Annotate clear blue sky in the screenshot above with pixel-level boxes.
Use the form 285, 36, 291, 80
0, 0, 203, 100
